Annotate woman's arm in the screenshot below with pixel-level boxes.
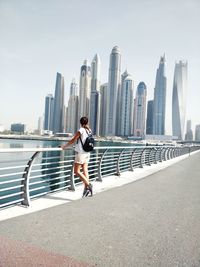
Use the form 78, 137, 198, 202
61, 131, 81, 149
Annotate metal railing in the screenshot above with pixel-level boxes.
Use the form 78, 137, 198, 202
0, 145, 199, 209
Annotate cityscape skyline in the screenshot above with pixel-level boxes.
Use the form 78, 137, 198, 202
0, 0, 200, 133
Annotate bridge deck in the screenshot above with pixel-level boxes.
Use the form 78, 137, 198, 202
0, 151, 200, 266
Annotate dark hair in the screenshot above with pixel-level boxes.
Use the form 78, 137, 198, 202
80, 117, 88, 126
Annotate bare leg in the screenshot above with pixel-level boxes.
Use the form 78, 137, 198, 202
82, 163, 89, 182
74, 163, 89, 186
82, 163, 93, 196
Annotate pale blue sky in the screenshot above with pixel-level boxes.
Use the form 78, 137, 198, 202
0, 0, 200, 133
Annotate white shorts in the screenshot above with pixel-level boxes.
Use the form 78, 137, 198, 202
74, 153, 90, 164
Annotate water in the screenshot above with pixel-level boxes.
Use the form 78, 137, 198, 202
0, 138, 136, 207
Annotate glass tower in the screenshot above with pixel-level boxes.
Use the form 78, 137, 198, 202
172, 61, 188, 140
195, 125, 200, 141
78, 60, 91, 121
153, 55, 167, 135
106, 46, 121, 136
133, 82, 147, 138
44, 94, 54, 131
90, 54, 101, 135
146, 100, 154, 135
67, 79, 78, 134
119, 72, 134, 136
52, 72, 65, 133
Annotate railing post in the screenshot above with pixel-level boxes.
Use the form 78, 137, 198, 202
159, 147, 163, 162
153, 148, 157, 164
97, 149, 108, 182
130, 149, 136, 171
163, 147, 167, 161
70, 163, 75, 191
140, 148, 146, 168
166, 147, 170, 160
147, 148, 154, 166
155, 147, 160, 163
21, 151, 40, 207
117, 149, 124, 176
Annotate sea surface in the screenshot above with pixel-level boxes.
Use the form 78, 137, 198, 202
0, 138, 136, 207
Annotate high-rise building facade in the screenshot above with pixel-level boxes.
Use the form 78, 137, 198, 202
195, 124, 200, 141
185, 120, 193, 141
38, 116, 43, 135
78, 60, 91, 121
44, 94, 54, 131
146, 100, 154, 134
153, 55, 167, 135
90, 54, 101, 135
172, 61, 188, 140
133, 82, 147, 138
106, 46, 121, 136
11, 123, 26, 134
119, 72, 134, 136
52, 72, 65, 133
99, 83, 108, 136
66, 80, 78, 134
118, 70, 129, 135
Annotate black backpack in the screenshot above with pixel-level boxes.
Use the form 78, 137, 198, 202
80, 128, 95, 152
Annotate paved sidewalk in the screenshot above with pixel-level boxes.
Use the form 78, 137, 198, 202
0, 235, 93, 267
0, 152, 195, 221
0, 151, 200, 266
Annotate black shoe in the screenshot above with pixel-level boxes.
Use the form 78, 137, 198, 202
82, 186, 88, 198
85, 183, 93, 197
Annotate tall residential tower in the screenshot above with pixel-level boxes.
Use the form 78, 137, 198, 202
153, 55, 167, 135
119, 72, 134, 136
90, 54, 101, 135
133, 82, 147, 138
172, 61, 188, 140
78, 60, 91, 120
66, 79, 78, 134
44, 94, 54, 131
52, 72, 65, 133
106, 46, 121, 136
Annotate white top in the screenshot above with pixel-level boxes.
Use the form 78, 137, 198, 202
75, 127, 91, 154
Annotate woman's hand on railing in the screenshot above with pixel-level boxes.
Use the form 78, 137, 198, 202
58, 145, 75, 150
58, 145, 66, 150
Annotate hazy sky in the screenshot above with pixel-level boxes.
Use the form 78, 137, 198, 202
0, 0, 200, 133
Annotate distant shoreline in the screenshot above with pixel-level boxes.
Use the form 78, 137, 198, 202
0, 134, 71, 142
0, 135, 109, 142
0, 134, 123, 143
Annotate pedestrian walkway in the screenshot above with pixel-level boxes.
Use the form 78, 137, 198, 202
0, 151, 200, 266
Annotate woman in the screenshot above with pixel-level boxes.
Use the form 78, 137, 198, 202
61, 117, 93, 197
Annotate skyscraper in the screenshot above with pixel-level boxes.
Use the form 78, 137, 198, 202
90, 54, 101, 135
119, 72, 134, 136
78, 60, 91, 121
44, 94, 54, 131
38, 116, 43, 135
133, 82, 147, 138
195, 124, 200, 141
106, 46, 121, 136
185, 120, 193, 141
146, 100, 154, 134
172, 61, 188, 140
52, 72, 65, 133
66, 80, 78, 134
99, 83, 108, 136
153, 55, 167, 135
118, 70, 129, 135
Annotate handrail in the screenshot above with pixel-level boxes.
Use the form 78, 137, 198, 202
0, 145, 200, 209
0, 145, 173, 153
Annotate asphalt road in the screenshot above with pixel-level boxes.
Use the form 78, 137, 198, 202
0, 152, 200, 267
